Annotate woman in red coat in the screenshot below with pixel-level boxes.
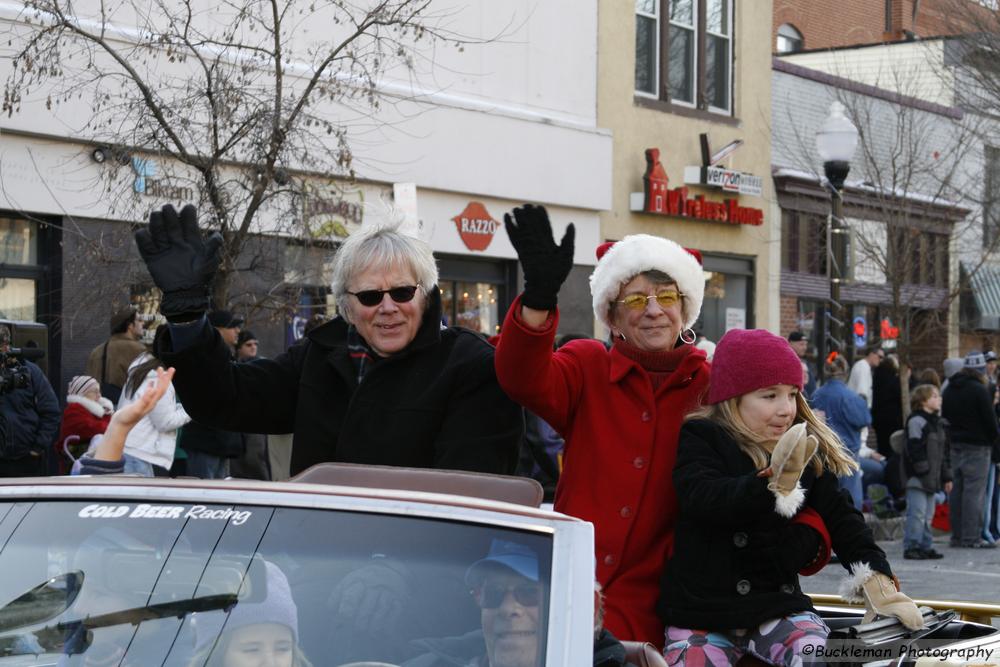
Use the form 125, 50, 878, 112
57, 375, 113, 474
495, 205, 830, 646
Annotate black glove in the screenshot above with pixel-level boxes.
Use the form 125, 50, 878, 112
503, 204, 575, 311
134, 204, 223, 321
328, 558, 411, 638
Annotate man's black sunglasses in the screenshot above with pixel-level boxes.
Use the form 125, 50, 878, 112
348, 285, 420, 307
472, 582, 542, 609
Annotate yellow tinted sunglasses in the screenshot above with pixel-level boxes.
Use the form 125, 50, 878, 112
617, 289, 684, 311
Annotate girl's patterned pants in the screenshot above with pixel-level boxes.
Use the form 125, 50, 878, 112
663, 611, 830, 667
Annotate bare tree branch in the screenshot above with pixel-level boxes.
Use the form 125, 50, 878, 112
3, 0, 493, 313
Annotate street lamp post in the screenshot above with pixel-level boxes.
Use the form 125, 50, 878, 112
815, 101, 859, 364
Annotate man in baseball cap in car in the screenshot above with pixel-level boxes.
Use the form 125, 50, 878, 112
407, 538, 636, 667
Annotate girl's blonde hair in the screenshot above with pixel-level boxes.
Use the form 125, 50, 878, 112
687, 392, 858, 477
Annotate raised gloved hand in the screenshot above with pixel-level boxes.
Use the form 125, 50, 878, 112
766, 423, 818, 517
134, 204, 222, 321
503, 204, 575, 311
328, 558, 412, 638
860, 570, 924, 630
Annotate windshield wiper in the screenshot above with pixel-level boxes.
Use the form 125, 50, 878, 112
56, 593, 239, 631
0, 592, 238, 657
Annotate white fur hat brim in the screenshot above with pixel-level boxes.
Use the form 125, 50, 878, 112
589, 234, 705, 331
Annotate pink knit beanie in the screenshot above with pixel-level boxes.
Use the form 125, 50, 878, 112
707, 329, 804, 404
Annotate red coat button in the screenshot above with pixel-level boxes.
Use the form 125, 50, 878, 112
633, 457, 646, 469
604, 554, 616, 566
620, 506, 632, 518
641, 411, 651, 422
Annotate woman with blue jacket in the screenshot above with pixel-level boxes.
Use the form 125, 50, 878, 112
811, 354, 872, 509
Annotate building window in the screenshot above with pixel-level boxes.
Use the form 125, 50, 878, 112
0, 218, 37, 265
888, 228, 949, 288
0, 217, 40, 321
847, 217, 887, 284
635, 1, 659, 96
634, 0, 733, 115
775, 23, 803, 54
985, 146, 1000, 250
668, 1, 696, 105
0, 277, 36, 321
781, 210, 827, 275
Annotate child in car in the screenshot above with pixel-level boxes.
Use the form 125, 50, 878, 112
187, 559, 314, 667
658, 329, 923, 665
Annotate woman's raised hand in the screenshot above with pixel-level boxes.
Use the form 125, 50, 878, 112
503, 204, 575, 311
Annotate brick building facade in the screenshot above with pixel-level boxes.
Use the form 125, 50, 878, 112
773, 0, 989, 52
772, 59, 969, 376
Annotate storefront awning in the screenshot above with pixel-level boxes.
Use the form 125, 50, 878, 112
964, 261, 1000, 331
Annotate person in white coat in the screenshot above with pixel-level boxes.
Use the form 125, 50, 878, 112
118, 347, 191, 476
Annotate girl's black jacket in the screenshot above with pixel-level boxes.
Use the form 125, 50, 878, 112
658, 419, 891, 630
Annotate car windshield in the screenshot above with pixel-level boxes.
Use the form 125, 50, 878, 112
0, 499, 553, 666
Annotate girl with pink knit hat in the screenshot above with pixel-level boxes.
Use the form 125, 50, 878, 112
658, 328, 923, 665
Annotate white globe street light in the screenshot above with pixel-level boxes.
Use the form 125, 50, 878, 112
816, 101, 859, 189
815, 101, 859, 361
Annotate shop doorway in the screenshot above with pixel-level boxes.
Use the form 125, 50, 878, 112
694, 254, 755, 343
437, 256, 515, 337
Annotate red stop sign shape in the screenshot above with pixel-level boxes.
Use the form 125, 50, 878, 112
452, 202, 499, 252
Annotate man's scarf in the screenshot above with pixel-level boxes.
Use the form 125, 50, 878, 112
346, 326, 378, 384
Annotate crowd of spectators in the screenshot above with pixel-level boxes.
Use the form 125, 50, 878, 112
782, 331, 1000, 555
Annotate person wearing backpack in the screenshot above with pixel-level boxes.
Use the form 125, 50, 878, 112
85, 307, 147, 404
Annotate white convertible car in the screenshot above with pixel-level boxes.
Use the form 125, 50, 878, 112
0, 465, 996, 666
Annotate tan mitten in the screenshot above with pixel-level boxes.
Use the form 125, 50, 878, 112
767, 423, 819, 517
859, 570, 924, 630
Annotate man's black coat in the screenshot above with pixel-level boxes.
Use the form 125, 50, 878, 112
159, 289, 523, 476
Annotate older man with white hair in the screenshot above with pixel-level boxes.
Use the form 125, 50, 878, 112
135, 204, 522, 476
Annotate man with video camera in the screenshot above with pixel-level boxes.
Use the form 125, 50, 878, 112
0, 324, 60, 477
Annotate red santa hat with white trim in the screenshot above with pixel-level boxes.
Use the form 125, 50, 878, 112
589, 235, 705, 332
